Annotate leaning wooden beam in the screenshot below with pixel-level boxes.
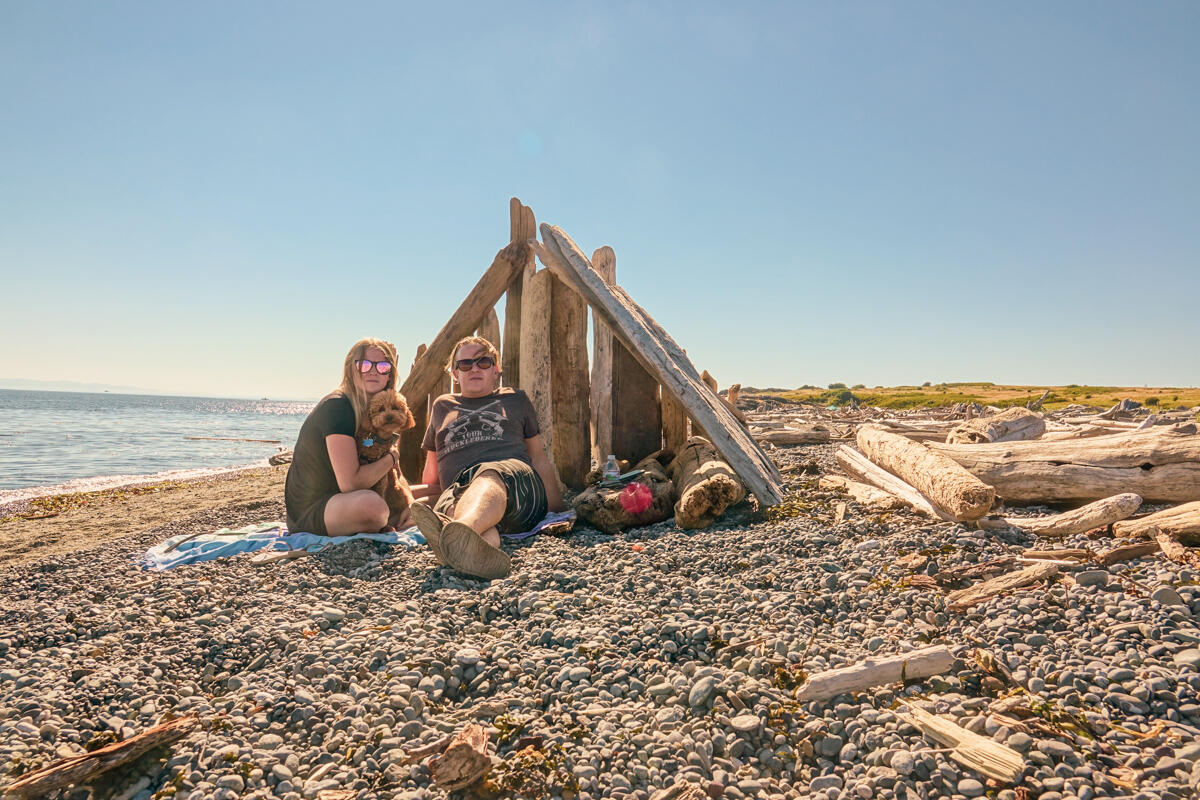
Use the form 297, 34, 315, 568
818, 474, 906, 511
835, 445, 949, 520
503, 198, 536, 386
899, 703, 1025, 784
1113, 500, 1200, 542
857, 426, 995, 521
1, 716, 197, 799
946, 562, 1059, 610
430, 724, 491, 791
1003, 493, 1143, 538
928, 423, 1200, 504
669, 437, 747, 529
400, 241, 530, 403
946, 407, 1046, 445
537, 225, 782, 505
794, 645, 956, 702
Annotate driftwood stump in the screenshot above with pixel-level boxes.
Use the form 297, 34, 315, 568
669, 437, 747, 529
429, 724, 491, 791
946, 407, 1046, 445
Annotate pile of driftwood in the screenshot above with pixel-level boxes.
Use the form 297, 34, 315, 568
748, 396, 1200, 573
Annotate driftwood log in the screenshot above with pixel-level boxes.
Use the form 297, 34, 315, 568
502, 198, 536, 386
818, 475, 907, 511
857, 426, 995, 521
835, 446, 947, 519
669, 437, 747, 529
548, 267, 591, 490
573, 451, 677, 534
1112, 501, 1200, 542
1155, 529, 1200, 569
1, 716, 197, 799
518, 269, 563, 496
946, 562, 1059, 610
1096, 541, 1160, 567
1002, 493, 1143, 538
899, 703, 1024, 783
756, 427, 831, 446
538, 225, 782, 505
929, 423, 1200, 504
429, 724, 491, 791
794, 645, 956, 702
946, 407, 1046, 445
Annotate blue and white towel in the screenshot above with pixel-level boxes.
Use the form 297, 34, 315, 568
141, 523, 424, 570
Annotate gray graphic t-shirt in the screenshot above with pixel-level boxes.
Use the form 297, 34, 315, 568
422, 388, 540, 488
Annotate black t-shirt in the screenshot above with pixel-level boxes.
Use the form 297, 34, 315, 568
421, 388, 540, 488
285, 392, 356, 521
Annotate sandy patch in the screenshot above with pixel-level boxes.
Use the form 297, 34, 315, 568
0, 466, 287, 565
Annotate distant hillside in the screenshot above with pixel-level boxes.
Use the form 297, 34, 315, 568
743, 382, 1200, 411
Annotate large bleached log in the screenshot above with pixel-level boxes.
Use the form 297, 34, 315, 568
1112, 501, 1200, 543
400, 241, 530, 403
669, 437, 747, 529
819, 475, 906, 511
835, 446, 948, 520
946, 407, 1046, 445
947, 562, 1059, 610
929, 423, 1200, 504
1003, 493, 1142, 538
857, 426, 995, 521
795, 645, 957, 702
538, 225, 782, 505
756, 428, 831, 446
899, 703, 1025, 784
2, 716, 197, 799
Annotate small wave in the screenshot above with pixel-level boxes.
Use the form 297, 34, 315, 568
0, 459, 273, 505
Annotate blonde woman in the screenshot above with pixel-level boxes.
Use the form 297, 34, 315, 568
284, 338, 411, 535
410, 336, 565, 579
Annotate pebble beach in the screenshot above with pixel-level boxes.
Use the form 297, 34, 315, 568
2, 440, 1199, 800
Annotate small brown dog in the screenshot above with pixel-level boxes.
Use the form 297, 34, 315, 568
356, 390, 417, 529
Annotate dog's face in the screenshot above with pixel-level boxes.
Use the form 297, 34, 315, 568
369, 391, 417, 437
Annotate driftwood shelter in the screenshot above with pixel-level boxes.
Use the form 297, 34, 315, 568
395, 198, 782, 508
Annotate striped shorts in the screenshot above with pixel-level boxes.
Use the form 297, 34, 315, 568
433, 458, 548, 535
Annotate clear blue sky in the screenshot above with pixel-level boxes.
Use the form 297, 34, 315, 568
2, 2, 1196, 400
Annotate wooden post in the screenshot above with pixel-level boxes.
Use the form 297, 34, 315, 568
520, 269, 559, 486
476, 306, 501, 353
504, 198, 536, 387
661, 387, 689, 455
399, 343, 430, 482
590, 246, 662, 466
549, 270, 591, 489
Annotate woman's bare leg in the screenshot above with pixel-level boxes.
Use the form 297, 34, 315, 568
323, 490, 389, 535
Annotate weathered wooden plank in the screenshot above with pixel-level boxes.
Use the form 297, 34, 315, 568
399, 241, 529, 404
476, 306, 501, 353
661, 386, 689, 455
520, 269, 555, 462
549, 270, 591, 490
503, 198, 536, 385
590, 246, 616, 464
398, 343, 429, 482
537, 224, 782, 505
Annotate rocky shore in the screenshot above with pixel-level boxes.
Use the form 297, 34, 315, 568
2, 442, 1199, 800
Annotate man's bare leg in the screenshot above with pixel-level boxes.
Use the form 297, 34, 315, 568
451, 471, 506, 548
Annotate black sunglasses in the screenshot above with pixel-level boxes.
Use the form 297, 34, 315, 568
453, 355, 496, 372
355, 359, 393, 374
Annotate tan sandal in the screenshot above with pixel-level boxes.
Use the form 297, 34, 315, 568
409, 503, 450, 564
442, 521, 511, 580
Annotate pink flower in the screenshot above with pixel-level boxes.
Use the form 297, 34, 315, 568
620, 481, 653, 514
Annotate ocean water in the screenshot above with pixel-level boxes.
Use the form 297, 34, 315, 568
0, 389, 312, 501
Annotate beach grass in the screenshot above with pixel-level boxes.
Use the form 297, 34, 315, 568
745, 382, 1200, 411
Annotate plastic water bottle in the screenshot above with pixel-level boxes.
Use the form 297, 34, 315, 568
603, 455, 620, 481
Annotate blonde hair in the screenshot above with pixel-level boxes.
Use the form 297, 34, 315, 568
338, 338, 399, 428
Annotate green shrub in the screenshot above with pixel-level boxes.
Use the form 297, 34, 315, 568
828, 382, 847, 389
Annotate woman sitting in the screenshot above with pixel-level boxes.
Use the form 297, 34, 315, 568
409, 336, 565, 579
285, 338, 411, 535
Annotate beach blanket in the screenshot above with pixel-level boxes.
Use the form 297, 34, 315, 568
141, 523, 425, 570
141, 510, 576, 570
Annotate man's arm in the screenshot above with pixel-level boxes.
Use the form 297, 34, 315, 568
525, 435, 566, 512
413, 450, 442, 504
